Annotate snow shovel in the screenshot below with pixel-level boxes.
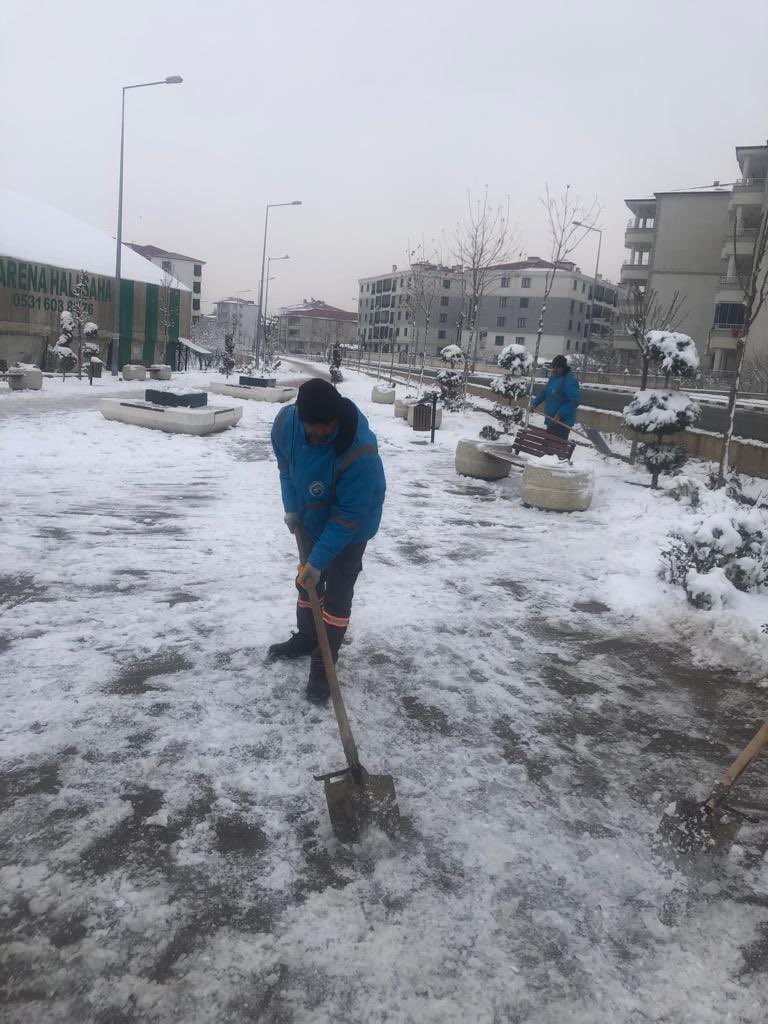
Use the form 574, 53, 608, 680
657, 720, 768, 854
295, 530, 400, 844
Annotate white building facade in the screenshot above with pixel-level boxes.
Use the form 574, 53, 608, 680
128, 244, 205, 324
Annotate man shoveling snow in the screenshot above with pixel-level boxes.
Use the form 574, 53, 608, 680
269, 378, 386, 702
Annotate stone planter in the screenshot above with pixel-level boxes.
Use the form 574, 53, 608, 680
100, 399, 242, 435
454, 439, 511, 481
149, 364, 172, 381
209, 383, 297, 403
371, 385, 396, 404
7, 366, 43, 390
122, 364, 147, 381
521, 463, 594, 512
394, 397, 418, 419
407, 403, 443, 430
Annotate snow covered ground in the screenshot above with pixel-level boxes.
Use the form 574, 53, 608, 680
2, 363, 768, 1023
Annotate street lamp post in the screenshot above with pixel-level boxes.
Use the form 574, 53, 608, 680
111, 75, 183, 376
265, 255, 290, 324
255, 202, 301, 366
573, 220, 603, 375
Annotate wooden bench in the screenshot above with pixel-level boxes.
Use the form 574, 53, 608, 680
512, 424, 575, 462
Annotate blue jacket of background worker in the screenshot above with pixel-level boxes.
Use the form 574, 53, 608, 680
271, 399, 386, 571
531, 368, 581, 426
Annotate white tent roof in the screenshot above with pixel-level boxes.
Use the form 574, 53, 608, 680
0, 189, 189, 291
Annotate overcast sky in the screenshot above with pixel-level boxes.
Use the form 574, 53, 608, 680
3, 0, 768, 316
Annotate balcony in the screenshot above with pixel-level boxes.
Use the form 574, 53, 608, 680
620, 262, 650, 283
721, 227, 759, 259
708, 327, 741, 352
624, 221, 654, 247
730, 178, 766, 205
612, 332, 637, 352
716, 276, 747, 302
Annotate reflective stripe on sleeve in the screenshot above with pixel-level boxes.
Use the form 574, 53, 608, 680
322, 610, 350, 628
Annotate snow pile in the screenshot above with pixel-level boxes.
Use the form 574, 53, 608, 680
623, 390, 700, 434
645, 330, 700, 377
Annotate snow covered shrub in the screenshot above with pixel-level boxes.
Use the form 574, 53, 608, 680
641, 441, 688, 480
706, 468, 745, 504
329, 342, 343, 383
440, 344, 465, 368
660, 510, 768, 609
497, 344, 532, 375
660, 475, 701, 508
623, 390, 700, 489
490, 375, 527, 399
645, 330, 700, 380
220, 325, 236, 378
479, 425, 502, 441
436, 369, 463, 410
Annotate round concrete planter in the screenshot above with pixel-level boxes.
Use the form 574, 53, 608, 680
122, 364, 147, 381
371, 384, 396, 404
521, 463, 594, 512
149, 364, 172, 381
407, 403, 443, 429
394, 397, 418, 419
8, 367, 43, 390
454, 439, 511, 481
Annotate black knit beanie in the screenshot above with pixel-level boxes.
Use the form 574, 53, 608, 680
551, 355, 569, 370
296, 378, 343, 423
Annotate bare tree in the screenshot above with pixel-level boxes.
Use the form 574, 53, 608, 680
618, 288, 688, 390
450, 190, 515, 392
740, 343, 768, 394
404, 250, 441, 393
158, 270, 174, 366
717, 203, 768, 485
524, 185, 600, 422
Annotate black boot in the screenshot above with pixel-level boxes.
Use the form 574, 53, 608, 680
306, 654, 331, 703
268, 632, 317, 660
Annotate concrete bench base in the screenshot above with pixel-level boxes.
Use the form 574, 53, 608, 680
209, 382, 297, 403
100, 398, 242, 435
8, 368, 43, 390
122, 365, 147, 381
372, 385, 396, 404
455, 439, 511, 480
149, 364, 172, 381
394, 397, 418, 419
521, 463, 594, 512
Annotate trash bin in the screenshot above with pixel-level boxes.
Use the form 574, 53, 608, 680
411, 402, 434, 431
90, 357, 103, 379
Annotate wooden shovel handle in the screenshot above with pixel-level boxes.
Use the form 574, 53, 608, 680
295, 529, 361, 772
707, 721, 768, 810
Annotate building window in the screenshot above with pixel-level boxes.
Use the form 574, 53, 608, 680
193, 264, 202, 277
499, 297, 508, 308
441, 296, 449, 306
442, 279, 451, 289
438, 329, 447, 339
519, 297, 529, 308
582, 282, 586, 293
396, 328, 400, 337
360, 284, 364, 292
516, 336, 525, 344
568, 319, 572, 331
161, 260, 172, 273
288, 328, 300, 337
439, 313, 448, 323
566, 339, 571, 351
573, 279, 578, 290
400, 277, 404, 287
192, 299, 200, 311
500, 276, 510, 288
577, 321, 581, 332
517, 317, 527, 328
570, 299, 575, 313
193, 282, 201, 294
397, 311, 402, 320
404, 328, 408, 337
579, 302, 583, 313
575, 340, 580, 351
496, 316, 506, 327
494, 335, 505, 346
521, 277, 531, 288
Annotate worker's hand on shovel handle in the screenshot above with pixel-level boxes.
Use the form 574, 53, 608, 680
296, 562, 321, 589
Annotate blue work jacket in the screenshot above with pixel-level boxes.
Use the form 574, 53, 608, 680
531, 369, 581, 426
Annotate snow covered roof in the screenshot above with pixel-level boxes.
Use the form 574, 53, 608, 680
177, 337, 211, 356
279, 300, 357, 322
128, 243, 205, 265
0, 190, 190, 291
490, 258, 577, 272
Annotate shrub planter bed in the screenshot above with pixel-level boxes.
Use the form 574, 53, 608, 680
371, 384, 396, 404
239, 375, 277, 388
100, 398, 241, 435
149, 364, 172, 381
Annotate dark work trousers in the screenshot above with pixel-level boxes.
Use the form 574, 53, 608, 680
296, 542, 367, 661
546, 422, 571, 441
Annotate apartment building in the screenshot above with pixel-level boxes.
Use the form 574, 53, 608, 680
709, 143, 768, 370
615, 188, 731, 367
277, 299, 357, 357
358, 259, 617, 363
214, 297, 258, 350
128, 243, 205, 324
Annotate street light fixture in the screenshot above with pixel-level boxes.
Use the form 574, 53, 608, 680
573, 220, 603, 371
111, 75, 183, 376
255, 202, 302, 365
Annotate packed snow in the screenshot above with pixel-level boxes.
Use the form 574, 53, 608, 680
2, 362, 768, 1024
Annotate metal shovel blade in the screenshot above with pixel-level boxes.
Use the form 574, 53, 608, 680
656, 798, 741, 855
323, 766, 400, 844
